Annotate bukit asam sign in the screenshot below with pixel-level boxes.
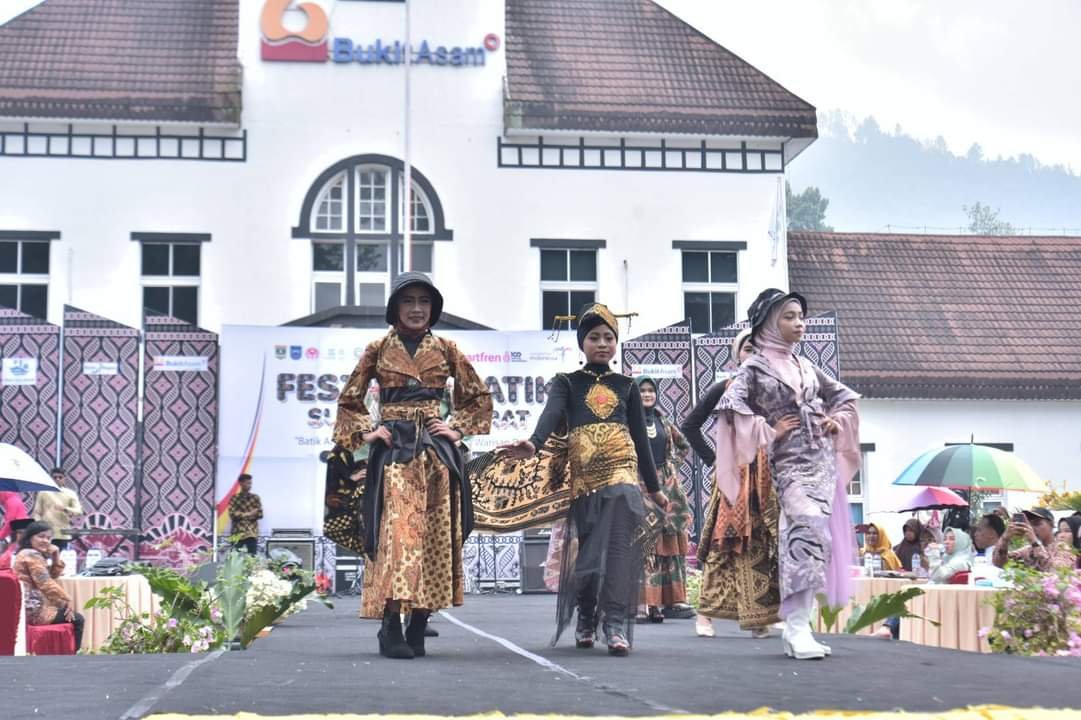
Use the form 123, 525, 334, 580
260, 0, 500, 65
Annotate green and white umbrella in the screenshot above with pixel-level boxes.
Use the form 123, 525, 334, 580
892, 442, 1048, 493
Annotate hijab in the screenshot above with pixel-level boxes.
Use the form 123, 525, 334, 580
863, 522, 903, 571
730, 328, 753, 368
893, 518, 924, 571
944, 528, 974, 561
1064, 515, 1081, 552
755, 299, 803, 391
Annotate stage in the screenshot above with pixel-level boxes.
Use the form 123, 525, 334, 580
2, 594, 1078, 718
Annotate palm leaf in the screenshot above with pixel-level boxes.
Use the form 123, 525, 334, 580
843, 587, 939, 635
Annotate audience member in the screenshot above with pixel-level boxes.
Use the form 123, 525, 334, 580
0, 517, 34, 571
973, 513, 1005, 561
860, 523, 903, 571
1061, 515, 1081, 569
892, 518, 923, 572
930, 528, 974, 583
31, 468, 83, 551
993, 507, 1075, 571
11, 522, 84, 650
0, 491, 30, 546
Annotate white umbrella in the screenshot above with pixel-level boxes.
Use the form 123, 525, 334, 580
0, 443, 59, 493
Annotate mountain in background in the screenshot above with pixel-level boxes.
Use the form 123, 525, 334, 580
787, 110, 1081, 235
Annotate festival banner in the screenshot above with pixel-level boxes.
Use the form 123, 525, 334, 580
216, 327, 580, 533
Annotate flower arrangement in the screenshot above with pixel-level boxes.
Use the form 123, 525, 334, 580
982, 563, 1081, 657
87, 548, 334, 654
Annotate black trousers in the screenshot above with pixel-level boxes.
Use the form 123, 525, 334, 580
53, 606, 85, 651
234, 537, 258, 555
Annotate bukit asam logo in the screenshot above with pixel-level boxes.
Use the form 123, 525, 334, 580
260, 0, 500, 64
260, 0, 329, 62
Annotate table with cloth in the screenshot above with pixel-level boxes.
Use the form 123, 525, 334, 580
815, 576, 996, 653
59, 575, 159, 652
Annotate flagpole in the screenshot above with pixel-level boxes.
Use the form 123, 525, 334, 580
402, 0, 412, 273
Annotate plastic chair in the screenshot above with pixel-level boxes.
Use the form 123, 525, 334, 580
15, 579, 76, 655
0, 571, 19, 655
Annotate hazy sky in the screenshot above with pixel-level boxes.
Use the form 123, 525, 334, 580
657, 0, 1081, 171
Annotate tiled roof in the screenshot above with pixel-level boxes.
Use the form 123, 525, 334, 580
788, 231, 1081, 400
504, 0, 818, 139
0, 0, 241, 124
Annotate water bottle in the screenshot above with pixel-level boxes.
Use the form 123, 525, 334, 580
927, 545, 942, 573
871, 553, 882, 575
863, 552, 874, 577
911, 552, 923, 578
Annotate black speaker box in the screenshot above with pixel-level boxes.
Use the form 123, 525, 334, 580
265, 538, 315, 570
519, 527, 554, 594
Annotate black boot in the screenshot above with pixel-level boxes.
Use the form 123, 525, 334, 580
574, 605, 597, 649
405, 611, 429, 657
604, 616, 630, 657
378, 609, 414, 659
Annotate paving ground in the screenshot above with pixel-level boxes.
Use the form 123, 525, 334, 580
2, 593, 1077, 719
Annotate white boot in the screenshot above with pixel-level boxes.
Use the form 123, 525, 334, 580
781, 605, 825, 660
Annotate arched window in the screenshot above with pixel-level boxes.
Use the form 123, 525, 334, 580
292, 154, 452, 312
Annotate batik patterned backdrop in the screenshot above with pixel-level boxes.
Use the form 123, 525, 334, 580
60, 306, 139, 536
0, 307, 60, 474
139, 311, 219, 567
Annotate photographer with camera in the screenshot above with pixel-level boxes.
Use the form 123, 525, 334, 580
992, 507, 1075, 571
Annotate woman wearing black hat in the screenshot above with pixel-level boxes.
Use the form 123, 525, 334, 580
334, 272, 492, 659
500, 303, 669, 656
712, 289, 861, 660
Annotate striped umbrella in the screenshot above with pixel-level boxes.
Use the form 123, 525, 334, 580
892, 443, 1049, 493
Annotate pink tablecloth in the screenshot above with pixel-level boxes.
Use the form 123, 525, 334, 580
60, 575, 159, 652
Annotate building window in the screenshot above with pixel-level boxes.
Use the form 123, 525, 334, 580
681, 250, 737, 332
850, 444, 874, 541
539, 249, 596, 330
293, 155, 452, 313
141, 243, 200, 325
0, 239, 49, 318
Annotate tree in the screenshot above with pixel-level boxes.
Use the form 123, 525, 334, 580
963, 202, 1015, 235
786, 182, 833, 231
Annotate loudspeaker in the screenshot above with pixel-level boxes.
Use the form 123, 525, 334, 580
519, 527, 554, 594
334, 543, 363, 593
265, 538, 315, 570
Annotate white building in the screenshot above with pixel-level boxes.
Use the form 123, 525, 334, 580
0, 0, 817, 335
789, 230, 1081, 539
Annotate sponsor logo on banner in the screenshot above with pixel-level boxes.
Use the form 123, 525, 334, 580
82, 361, 119, 376
1, 357, 37, 386
290, 345, 302, 360
153, 356, 209, 372
630, 364, 684, 379
305, 347, 319, 360
274, 345, 287, 360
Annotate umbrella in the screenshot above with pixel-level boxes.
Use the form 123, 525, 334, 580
0, 444, 59, 493
897, 486, 967, 513
892, 442, 1048, 493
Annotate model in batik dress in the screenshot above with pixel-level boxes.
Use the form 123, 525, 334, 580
500, 303, 669, 656
712, 289, 860, 660
681, 328, 781, 639
634, 376, 694, 623
334, 272, 492, 660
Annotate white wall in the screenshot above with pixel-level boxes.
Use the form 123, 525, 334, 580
858, 398, 1081, 541
0, 0, 789, 334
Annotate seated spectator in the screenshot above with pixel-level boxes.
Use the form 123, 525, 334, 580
931, 528, 974, 583
973, 513, 1006, 561
11, 522, 84, 650
1060, 515, 1081, 569
0, 491, 30, 547
893, 518, 923, 572
0, 518, 34, 571
993, 507, 1075, 571
860, 523, 903, 571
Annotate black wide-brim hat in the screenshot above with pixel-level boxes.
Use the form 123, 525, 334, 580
385, 271, 444, 326
747, 288, 807, 341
